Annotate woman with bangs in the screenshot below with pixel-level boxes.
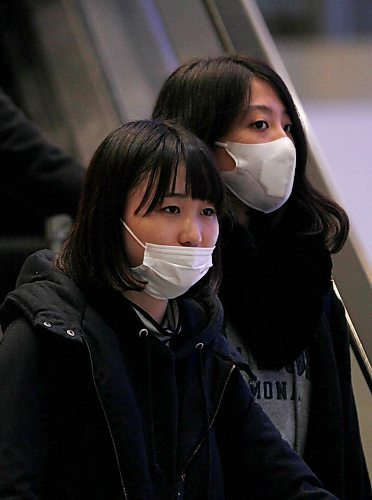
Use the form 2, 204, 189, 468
0, 119, 338, 498
153, 55, 370, 499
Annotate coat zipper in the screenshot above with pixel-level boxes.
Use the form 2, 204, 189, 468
176, 364, 236, 496
82, 334, 128, 499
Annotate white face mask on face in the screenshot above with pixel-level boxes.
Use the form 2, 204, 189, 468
215, 136, 296, 214
121, 221, 215, 300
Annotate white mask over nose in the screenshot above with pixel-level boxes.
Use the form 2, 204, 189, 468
215, 136, 296, 213
121, 220, 215, 300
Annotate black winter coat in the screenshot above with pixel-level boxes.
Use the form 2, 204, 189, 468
0, 87, 85, 303
0, 87, 85, 237
0, 250, 338, 499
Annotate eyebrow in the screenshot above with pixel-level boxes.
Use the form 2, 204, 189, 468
247, 104, 290, 117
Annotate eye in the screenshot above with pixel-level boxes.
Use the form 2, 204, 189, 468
162, 205, 180, 214
284, 123, 293, 133
202, 207, 217, 217
251, 120, 269, 130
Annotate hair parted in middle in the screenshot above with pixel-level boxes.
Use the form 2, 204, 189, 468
153, 54, 348, 252
56, 119, 225, 304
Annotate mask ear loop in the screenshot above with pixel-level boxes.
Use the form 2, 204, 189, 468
214, 141, 240, 170
214, 141, 228, 148
120, 219, 146, 249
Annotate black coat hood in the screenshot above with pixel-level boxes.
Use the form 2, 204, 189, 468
1, 249, 251, 374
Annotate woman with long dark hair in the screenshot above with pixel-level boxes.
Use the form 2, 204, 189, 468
153, 55, 370, 499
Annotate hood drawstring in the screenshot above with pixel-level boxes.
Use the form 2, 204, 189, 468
195, 342, 212, 500
138, 328, 166, 484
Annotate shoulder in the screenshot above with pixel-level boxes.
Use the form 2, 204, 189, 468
0, 250, 88, 342
0, 317, 50, 391
0, 314, 89, 408
0, 313, 83, 365
0, 316, 40, 359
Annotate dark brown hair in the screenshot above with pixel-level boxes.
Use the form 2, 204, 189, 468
56, 120, 224, 304
153, 54, 348, 252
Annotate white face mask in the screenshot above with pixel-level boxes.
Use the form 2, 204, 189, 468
121, 221, 215, 300
215, 136, 296, 213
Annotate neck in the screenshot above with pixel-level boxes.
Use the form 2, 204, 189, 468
123, 289, 168, 324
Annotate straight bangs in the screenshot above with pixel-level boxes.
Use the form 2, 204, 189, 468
135, 124, 225, 217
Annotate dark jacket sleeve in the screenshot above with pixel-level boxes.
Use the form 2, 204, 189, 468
0, 88, 85, 235
216, 369, 338, 500
332, 292, 372, 500
0, 318, 47, 499
305, 291, 371, 500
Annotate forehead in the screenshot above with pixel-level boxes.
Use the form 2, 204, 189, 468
236, 77, 288, 121
250, 77, 284, 105
125, 164, 187, 213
